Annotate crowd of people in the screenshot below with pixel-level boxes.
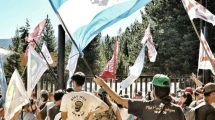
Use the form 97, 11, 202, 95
0, 72, 215, 120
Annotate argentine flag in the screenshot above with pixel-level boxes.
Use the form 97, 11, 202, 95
49, 0, 151, 51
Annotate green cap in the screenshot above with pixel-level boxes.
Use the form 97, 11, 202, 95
98, 88, 107, 96
152, 74, 170, 87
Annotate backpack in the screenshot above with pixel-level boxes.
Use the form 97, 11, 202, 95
92, 106, 116, 120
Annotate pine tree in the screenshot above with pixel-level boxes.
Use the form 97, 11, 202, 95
4, 28, 22, 77
40, 15, 56, 52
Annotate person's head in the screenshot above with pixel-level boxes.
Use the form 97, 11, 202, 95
152, 74, 171, 100
194, 86, 203, 100
182, 92, 193, 107
203, 83, 215, 104
184, 87, 193, 95
54, 90, 65, 105
133, 91, 143, 99
40, 90, 49, 102
71, 72, 86, 88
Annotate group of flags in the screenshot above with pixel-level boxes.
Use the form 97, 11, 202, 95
1, 0, 215, 119
2, 18, 52, 119
181, 0, 215, 75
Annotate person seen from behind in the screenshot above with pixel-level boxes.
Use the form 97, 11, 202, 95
60, 72, 108, 120
94, 74, 186, 120
47, 89, 65, 120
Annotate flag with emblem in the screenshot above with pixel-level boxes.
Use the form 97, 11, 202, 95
26, 19, 47, 48
141, 24, 157, 62
181, 0, 215, 25
100, 39, 119, 80
198, 31, 215, 75
49, 0, 151, 82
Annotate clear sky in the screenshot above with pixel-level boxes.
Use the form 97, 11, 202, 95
0, 0, 144, 39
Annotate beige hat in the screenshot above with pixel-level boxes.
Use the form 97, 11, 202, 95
203, 83, 215, 94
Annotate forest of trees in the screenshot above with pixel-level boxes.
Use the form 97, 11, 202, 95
5, 0, 215, 81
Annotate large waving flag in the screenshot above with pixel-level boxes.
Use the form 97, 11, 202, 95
198, 31, 215, 75
0, 56, 7, 105
41, 42, 53, 64
181, 0, 215, 26
49, 0, 151, 81
4, 69, 29, 120
141, 24, 157, 62
100, 39, 119, 80
120, 46, 145, 89
27, 46, 48, 97
49, 0, 151, 51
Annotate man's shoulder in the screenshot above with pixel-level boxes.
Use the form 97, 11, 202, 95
197, 103, 214, 111
63, 91, 96, 98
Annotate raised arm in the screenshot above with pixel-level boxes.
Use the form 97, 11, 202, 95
94, 77, 128, 108
190, 73, 203, 87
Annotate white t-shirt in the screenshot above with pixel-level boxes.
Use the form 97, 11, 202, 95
60, 91, 105, 120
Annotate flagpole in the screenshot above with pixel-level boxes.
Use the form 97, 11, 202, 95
190, 20, 215, 74
32, 39, 58, 81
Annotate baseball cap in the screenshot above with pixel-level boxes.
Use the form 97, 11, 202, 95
98, 88, 107, 97
194, 87, 203, 95
152, 74, 170, 87
185, 87, 193, 94
203, 83, 215, 96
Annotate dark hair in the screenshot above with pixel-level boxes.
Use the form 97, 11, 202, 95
66, 87, 74, 93
54, 90, 65, 101
41, 92, 49, 102
154, 85, 171, 105
71, 72, 86, 86
182, 92, 193, 107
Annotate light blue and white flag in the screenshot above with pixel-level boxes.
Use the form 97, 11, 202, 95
49, 0, 151, 51
0, 56, 7, 104
49, 0, 151, 83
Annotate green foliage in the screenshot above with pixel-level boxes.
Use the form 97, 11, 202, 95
76, 34, 101, 75
40, 15, 56, 52
4, 28, 22, 77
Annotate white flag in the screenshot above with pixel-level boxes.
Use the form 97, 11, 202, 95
120, 47, 145, 89
27, 46, 48, 98
141, 24, 157, 62
66, 44, 80, 88
4, 69, 29, 120
181, 0, 215, 26
198, 31, 215, 75
41, 42, 53, 64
